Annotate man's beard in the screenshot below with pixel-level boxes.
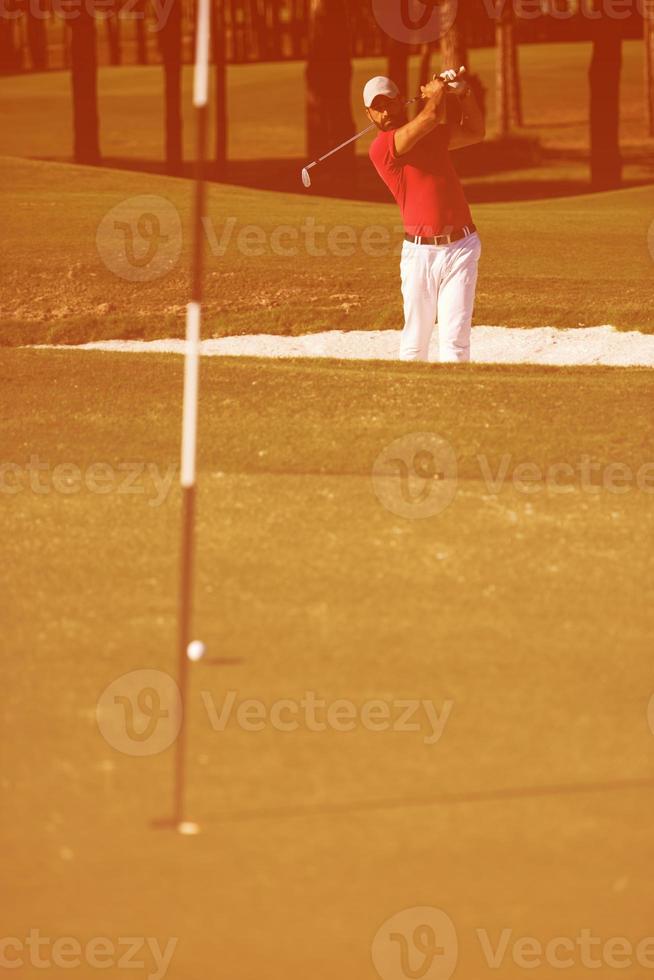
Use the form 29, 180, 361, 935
382, 111, 407, 131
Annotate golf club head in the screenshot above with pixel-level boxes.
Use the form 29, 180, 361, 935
301, 167, 312, 188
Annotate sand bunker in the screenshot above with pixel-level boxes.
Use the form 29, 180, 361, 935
41, 325, 654, 367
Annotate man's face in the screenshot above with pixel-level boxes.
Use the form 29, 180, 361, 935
366, 94, 405, 131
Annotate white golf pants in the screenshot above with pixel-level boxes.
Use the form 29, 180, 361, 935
399, 231, 482, 363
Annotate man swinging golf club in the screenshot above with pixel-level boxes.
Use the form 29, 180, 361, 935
364, 69, 485, 362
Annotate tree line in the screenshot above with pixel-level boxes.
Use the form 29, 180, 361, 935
1, 0, 652, 191
0, 0, 648, 71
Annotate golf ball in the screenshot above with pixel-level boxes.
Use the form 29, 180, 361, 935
187, 640, 205, 662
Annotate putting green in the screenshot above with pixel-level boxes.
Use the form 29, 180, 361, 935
2, 349, 654, 978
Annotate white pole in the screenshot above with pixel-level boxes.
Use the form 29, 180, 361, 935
181, 301, 200, 488
193, 0, 210, 108
172, 0, 211, 837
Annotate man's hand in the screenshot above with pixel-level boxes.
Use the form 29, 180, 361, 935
393, 66, 470, 157
419, 76, 447, 103
436, 66, 469, 98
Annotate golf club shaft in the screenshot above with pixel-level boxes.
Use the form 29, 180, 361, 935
305, 123, 376, 172
306, 96, 422, 172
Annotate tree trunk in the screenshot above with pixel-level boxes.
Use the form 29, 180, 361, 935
62, 16, 70, 69
440, 0, 486, 128
387, 39, 410, 98
496, 5, 522, 135
269, 0, 283, 59
496, 18, 511, 136
188, 0, 196, 67
27, 4, 48, 71
589, 11, 622, 190
646, 13, 654, 137
305, 0, 355, 193
417, 0, 465, 99
213, 0, 227, 174
291, 0, 305, 58
251, 0, 267, 59
0, 19, 20, 72
508, 17, 522, 126
70, 9, 100, 164
440, 0, 467, 72
158, 0, 183, 174
242, 0, 255, 59
106, 2, 122, 66
229, 0, 244, 61
418, 43, 432, 92
135, 0, 148, 64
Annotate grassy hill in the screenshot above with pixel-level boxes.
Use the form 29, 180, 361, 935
1, 155, 652, 345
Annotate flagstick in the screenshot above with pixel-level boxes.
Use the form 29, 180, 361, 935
173, 0, 210, 837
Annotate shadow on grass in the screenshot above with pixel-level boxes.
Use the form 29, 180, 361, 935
38, 148, 651, 204
203, 776, 654, 824
89, 153, 652, 204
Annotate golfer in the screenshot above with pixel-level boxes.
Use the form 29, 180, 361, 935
364, 71, 485, 362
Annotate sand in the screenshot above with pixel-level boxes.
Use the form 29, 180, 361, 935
39, 325, 654, 367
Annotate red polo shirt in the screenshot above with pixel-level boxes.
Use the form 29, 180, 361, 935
368, 124, 473, 238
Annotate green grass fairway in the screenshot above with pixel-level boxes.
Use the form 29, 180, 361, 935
2, 155, 653, 344
3, 348, 654, 978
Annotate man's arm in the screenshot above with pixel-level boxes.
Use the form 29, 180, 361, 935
447, 85, 485, 150
393, 78, 447, 157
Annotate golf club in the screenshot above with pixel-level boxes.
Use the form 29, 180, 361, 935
301, 67, 465, 187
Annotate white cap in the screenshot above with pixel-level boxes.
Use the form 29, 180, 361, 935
363, 76, 400, 109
